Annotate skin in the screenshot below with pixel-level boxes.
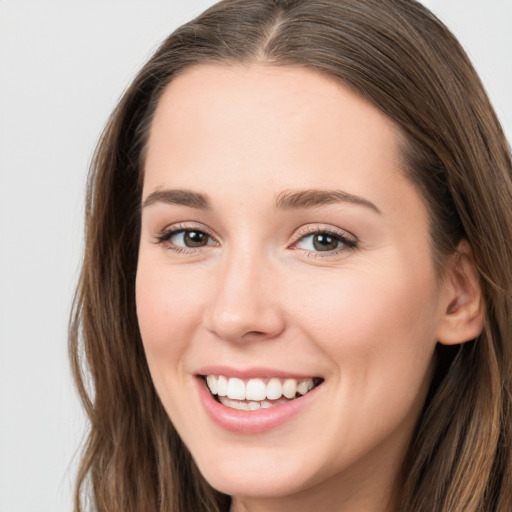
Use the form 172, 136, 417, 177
136, 64, 482, 512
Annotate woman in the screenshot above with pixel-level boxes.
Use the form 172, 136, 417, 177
69, 0, 512, 510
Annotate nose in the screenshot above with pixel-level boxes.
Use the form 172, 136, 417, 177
203, 251, 286, 343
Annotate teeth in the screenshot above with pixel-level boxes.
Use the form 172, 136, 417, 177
205, 375, 317, 403
227, 377, 245, 400
246, 378, 267, 401
266, 378, 282, 400
217, 375, 228, 397
206, 375, 217, 395
219, 396, 288, 410
297, 379, 314, 395
282, 378, 297, 399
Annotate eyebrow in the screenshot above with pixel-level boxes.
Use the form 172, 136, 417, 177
275, 189, 382, 214
142, 187, 381, 214
142, 189, 210, 209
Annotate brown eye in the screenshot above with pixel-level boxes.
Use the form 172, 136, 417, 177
157, 229, 216, 250
183, 230, 209, 247
294, 229, 357, 254
312, 233, 339, 251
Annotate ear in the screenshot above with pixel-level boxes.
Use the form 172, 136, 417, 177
436, 240, 484, 345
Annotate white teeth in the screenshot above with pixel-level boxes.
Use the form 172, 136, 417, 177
206, 375, 217, 395
227, 377, 245, 400
219, 397, 261, 411
246, 378, 267, 401
205, 375, 318, 404
282, 378, 297, 399
266, 378, 283, 400
297, 378, 314, 395
217, 375, 228, 397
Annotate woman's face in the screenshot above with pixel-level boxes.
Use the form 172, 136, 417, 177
136, 65, 451, 510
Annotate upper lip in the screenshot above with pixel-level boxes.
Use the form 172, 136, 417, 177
195, 365, 321, 380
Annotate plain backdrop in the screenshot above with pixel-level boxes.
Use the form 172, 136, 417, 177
0, 1, 510, 511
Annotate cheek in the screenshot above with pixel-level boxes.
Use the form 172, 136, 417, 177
290, 257, 440, 389
135, 261, 211, 433
278, 259, 440, 470
135, 261, 204, 367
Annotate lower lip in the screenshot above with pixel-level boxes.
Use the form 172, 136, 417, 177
196, 377, 322, 434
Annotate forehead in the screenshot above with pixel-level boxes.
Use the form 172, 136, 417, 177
143, 64, 418, 219
149, 65, 399, 162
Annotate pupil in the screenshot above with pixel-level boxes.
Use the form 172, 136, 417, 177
313, 234, 338, 251
185, 231, 207, 247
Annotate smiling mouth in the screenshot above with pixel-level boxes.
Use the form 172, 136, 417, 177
203, 375, 324, 411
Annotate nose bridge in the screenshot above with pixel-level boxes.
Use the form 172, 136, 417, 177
204, 243, 284, 342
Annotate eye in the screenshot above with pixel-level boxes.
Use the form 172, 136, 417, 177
293, 228, 357, 254
155, 226, 218, 251
171, 230, 210, 248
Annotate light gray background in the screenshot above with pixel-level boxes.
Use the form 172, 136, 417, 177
0, 1, 510, 511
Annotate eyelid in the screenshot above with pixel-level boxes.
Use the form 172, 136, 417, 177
154, 222, 219, 251
292, 224, 357, 242
293, 223, 356, 239
289, 224, 358, 254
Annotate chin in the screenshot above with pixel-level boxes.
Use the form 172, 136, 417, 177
193, 447, 317, 499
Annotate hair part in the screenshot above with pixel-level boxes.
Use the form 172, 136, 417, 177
70, 1, 512, 510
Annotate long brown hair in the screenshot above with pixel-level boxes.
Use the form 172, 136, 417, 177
70, 1, 512, 510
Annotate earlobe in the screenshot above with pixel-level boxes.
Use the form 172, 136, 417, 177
436, 240, 485, 346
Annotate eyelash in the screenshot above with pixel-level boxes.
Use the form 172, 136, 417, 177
290, 226, 357, 257
154, 224, 357, 256
155, 223, 218, 254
